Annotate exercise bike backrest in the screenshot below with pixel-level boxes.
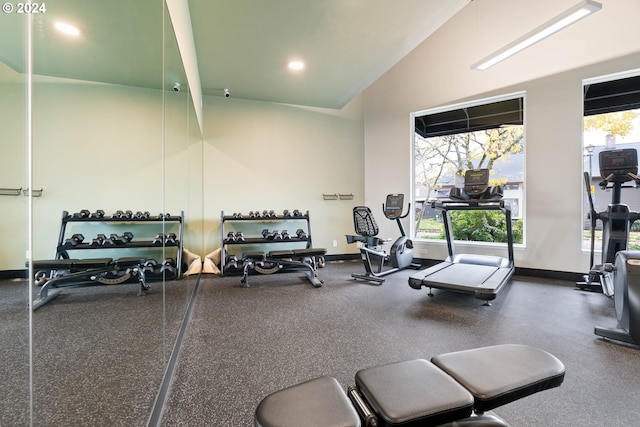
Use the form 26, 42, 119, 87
353, 206, 379, 237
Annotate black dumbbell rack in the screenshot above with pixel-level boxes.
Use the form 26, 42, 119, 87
220, 210, 315, 276
54, 210, 184, 280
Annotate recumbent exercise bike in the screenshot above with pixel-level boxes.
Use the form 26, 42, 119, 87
346, 194, 420, 284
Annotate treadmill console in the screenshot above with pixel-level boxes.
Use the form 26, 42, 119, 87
464, 169, 490, 197
599, 149, 638, 183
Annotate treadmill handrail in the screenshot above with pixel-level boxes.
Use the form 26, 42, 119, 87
432, 199, 505, 210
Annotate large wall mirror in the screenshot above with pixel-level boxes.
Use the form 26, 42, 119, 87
0, 1, 202, 424
0, 10, 29, 425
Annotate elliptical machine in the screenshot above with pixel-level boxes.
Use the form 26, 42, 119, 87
595, 250, 640, 346
578, 148, 640, 296
346, 194, 420, 284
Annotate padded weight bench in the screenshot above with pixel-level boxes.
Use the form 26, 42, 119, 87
239, 248, 326, 288
27, 257, 148, 311
255, 344, 565, 427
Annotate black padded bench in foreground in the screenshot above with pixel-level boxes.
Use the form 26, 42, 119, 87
27, 257, 148, 311
239, 248, 327, 288
255, 344, 565, 427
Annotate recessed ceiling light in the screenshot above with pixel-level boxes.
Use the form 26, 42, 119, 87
54, 21, 81, 37
288, 60, 305, 71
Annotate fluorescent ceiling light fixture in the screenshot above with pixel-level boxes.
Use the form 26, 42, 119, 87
472, 0, 601, 71
288, 60, 305, 71
54, 21, 81, 36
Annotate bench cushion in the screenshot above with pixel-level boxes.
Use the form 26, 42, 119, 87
355, 359, 473, 426
114, 257, 146, 268
28, 258, 113, 270
268, 250, 294, 259
293, 248, 327, 257
243, 252, 266, 261
254, 376, 360, 427
431, 344, 565, 413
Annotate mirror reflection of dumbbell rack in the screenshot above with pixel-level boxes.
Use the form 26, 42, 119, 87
55, 209, 184, 280
220, 209, 314, 276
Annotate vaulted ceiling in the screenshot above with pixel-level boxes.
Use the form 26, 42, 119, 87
0, 0, 468, 108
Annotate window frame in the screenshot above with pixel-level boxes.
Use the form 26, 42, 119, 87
410, 91, 526, 247
581, 68, 640, 253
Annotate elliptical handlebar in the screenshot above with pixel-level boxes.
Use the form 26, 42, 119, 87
584, 171, 598, 271
599, 172, 640, 188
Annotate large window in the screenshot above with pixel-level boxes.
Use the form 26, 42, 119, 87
412, 93, 525, 244
582, 73, 640, 251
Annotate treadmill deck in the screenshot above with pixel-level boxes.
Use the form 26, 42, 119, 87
409, 258, 513, 301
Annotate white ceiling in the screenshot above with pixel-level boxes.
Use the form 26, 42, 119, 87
0, 0, 469, 109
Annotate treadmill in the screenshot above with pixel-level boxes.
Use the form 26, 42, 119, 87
409, 169, 515, 305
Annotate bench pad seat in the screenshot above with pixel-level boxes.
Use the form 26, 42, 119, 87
267, 248, 327, 259
431, 344, 565, 413
355, 359, 474, 427
113, 257, 146, 268
28, 258, 113, 270
254, 376, 360, 427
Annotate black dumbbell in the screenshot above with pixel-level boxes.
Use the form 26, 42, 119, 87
262, 229, 279, 240
225, 254, 239, 270
90, 209, 105, 219
235, 231, 245, 242
112, 210, 124, 219
91, 233, 107, 246
122, 232, 134, 243
123, 210, 133, 219
71, 210, 90, 219
143, 259, 158, 274
232, 212, 243, 219
152, 233, 165, 246
160, 258, 176, 274
293, 209, 303, 217
166, 233, 177, 245
283, 209, 291, 217
225, 232, 237, 242
63, 233, 84, 247
282, 230, 291, 240
296, 229, 308, 239
108, 234, 125, 245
